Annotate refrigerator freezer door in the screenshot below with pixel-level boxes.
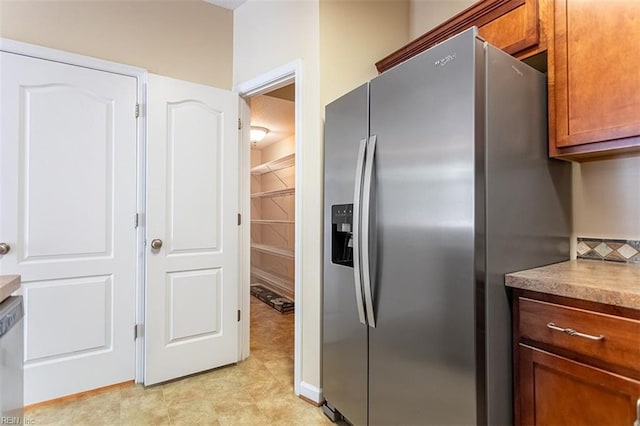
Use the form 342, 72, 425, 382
323, 83, 369, 426
368, 29, 479, 425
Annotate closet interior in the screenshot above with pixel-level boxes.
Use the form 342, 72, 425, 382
249, 86, 296, 310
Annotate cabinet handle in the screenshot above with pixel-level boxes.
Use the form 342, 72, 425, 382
546, 322, 604, 341
634, 398, 640, 426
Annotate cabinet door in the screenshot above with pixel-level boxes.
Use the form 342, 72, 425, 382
517, 344, 640, 425
551, 0, 640, 155
478, 0, 542, 58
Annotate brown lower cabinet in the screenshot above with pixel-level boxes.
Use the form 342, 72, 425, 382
517, 345, 640, 425
513, 290, 640, 425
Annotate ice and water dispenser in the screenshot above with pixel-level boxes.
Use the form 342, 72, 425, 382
331, 204, 354, 267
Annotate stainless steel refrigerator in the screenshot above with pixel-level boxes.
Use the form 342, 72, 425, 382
322, 28, 571, 426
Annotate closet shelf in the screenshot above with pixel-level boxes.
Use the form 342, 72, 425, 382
251, 243, 294, 259
251, 187, 295, 198
251, 219, 295, 224
251, 267, 293, 298
251, 153, 295, 175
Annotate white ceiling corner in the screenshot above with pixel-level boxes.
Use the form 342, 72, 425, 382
202, 0, 247, 10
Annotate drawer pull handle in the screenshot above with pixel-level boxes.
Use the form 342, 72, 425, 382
546, 322, 605, 341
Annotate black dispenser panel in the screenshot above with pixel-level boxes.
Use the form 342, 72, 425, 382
331, 204, 353, 267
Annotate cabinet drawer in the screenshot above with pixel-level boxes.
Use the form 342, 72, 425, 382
518, 297, 640, 373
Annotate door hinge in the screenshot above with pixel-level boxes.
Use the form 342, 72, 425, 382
237, 213, 242, 226
135, 103, 140, 118
134, 324, 144, 339
238, 118, 242, 130
237, 310, 241, 322
134, 213, 139, 229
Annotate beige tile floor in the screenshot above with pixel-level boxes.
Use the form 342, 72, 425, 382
25, 296, 332, 425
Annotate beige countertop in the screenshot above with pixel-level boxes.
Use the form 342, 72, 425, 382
505, 260, 640, 310
0, 274, 21, 304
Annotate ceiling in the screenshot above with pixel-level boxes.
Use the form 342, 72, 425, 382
264, 85, 295, 102
250, 94, 295, 150
202, 0, 247, 10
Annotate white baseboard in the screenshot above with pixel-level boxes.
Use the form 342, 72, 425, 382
299, 381, 323, 404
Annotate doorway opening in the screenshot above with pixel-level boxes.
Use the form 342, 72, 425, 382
236, 62, 302, 397
249, 85, 296, 306
247, 85, 296, 380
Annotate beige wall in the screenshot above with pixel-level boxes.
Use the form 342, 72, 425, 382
233, 0, 323, 397
234, 0, 410, 398
0, 0, 233, 88
320, 0, 410, 107
233, 1, 320, 86
572, 156, 640, 240
410, 0, 475, 39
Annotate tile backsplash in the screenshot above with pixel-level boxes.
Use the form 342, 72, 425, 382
577, 238, 640, 264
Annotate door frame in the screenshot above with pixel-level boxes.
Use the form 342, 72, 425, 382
234, 60, 303, 396
0, 38, 148, 384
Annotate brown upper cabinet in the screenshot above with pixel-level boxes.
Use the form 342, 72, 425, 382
549, 0, 640, 159
376, 0, 547, 73
376, 0, 640, 161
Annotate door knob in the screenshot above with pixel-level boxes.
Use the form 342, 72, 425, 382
0, 243, 10, 255
150, 239, 163, 250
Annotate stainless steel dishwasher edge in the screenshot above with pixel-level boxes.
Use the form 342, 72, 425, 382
0, 296, 24, 421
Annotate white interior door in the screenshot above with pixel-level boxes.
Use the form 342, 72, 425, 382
145, 74, 239, 385
0, 52, 138, 404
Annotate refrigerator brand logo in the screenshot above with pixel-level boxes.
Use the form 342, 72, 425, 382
435, 54, 456, 67
511, 65, 524, 77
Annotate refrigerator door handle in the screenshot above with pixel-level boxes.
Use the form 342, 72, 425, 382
362, 134, 377, 328
352, 138, 368, 325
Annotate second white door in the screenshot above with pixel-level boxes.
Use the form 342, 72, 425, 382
145, 74, 239, 385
